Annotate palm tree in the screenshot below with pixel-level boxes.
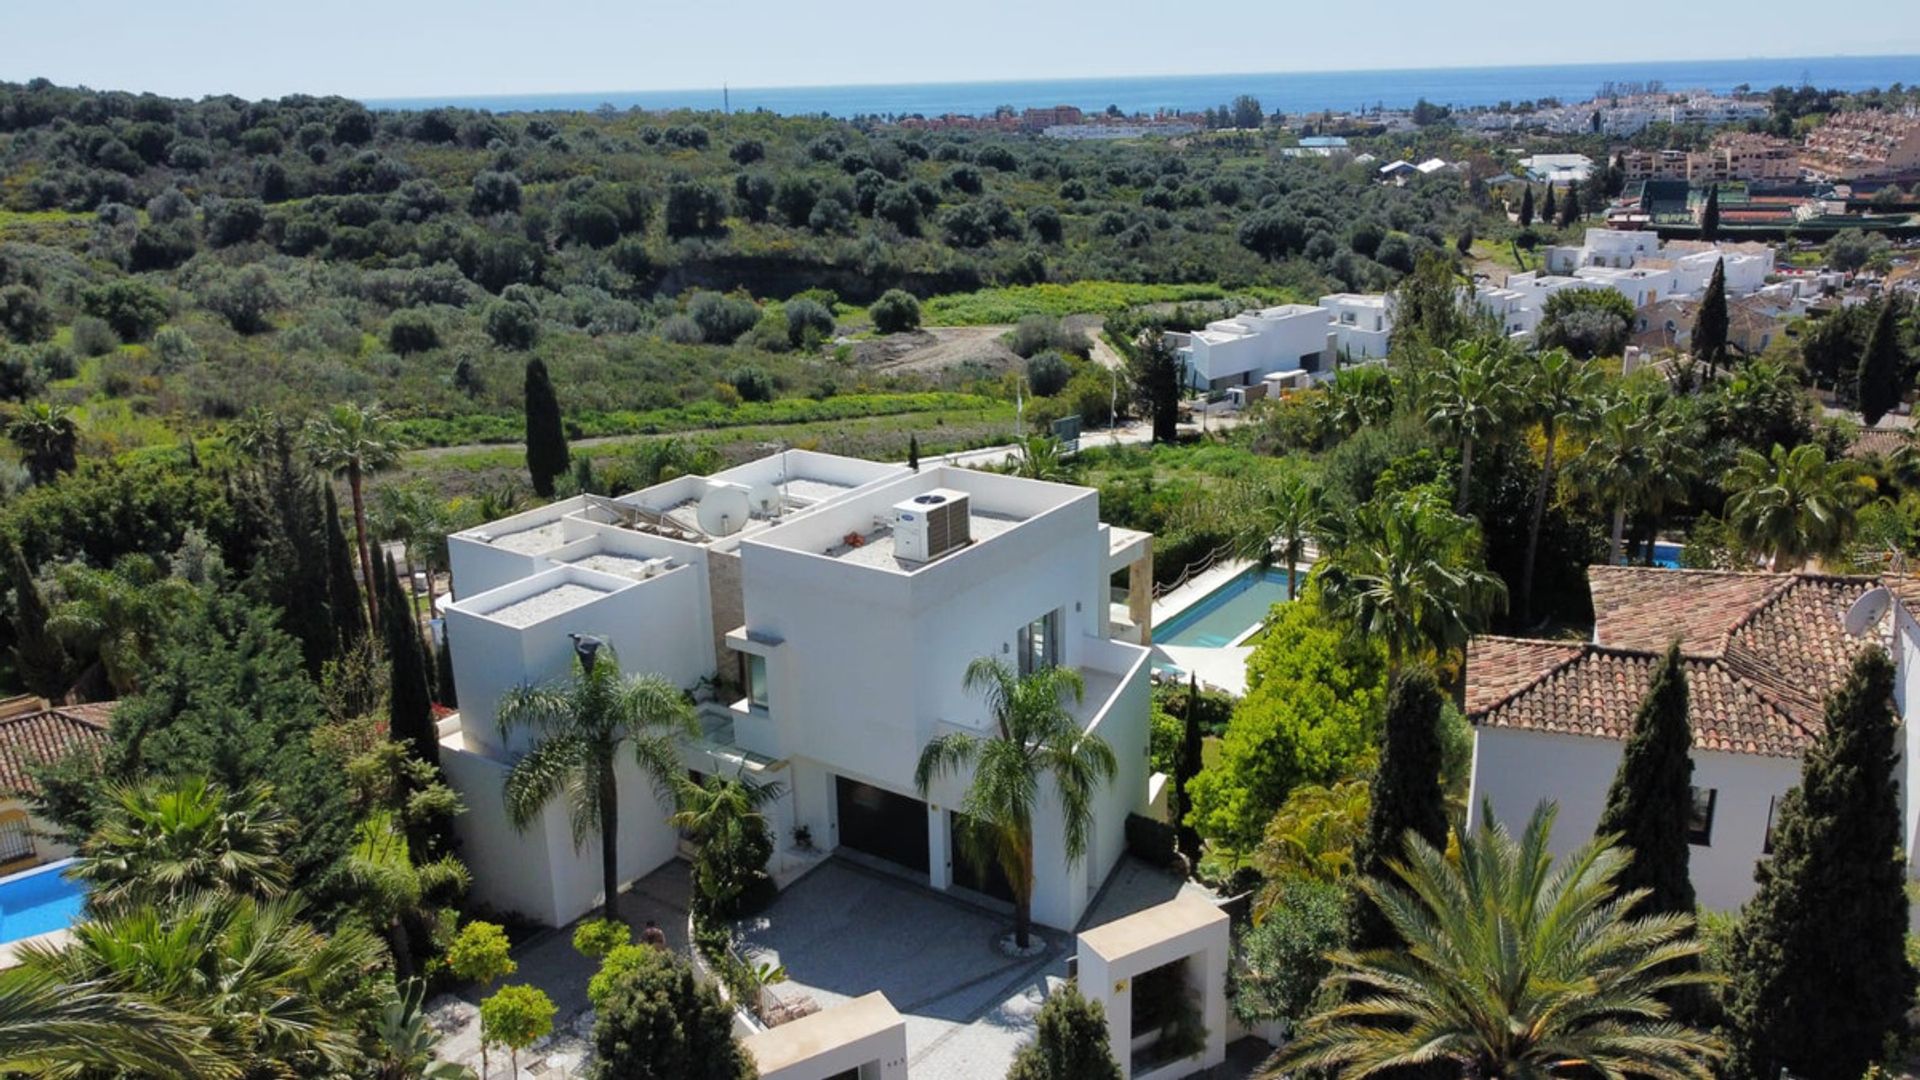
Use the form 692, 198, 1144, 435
71, 776, 292, 912
671, 771, 785, 920
1312, 490, 1506, 676
1725, 443, 1862, 569
1251, 778, 1369, 915
1517, 348, 1601, 624
0, 968, 233, 1078
46, 555, 197, 696
497, 650, 696, 922
1315, 365, 1394, 439
371, 980, 473, 1080
1236, 473, 1323, 601
371, 485, 435, 608
343, 816, 470, 982
1425, 339, 1514, 512
6, 401, 78, 484
914, 657, 1117, 950
1012, 434, 1068, 481
18, 895, 389, 1078
304, 403, 402, 629
1574, 387, 1692, 566
1273, 803, 1723, 1080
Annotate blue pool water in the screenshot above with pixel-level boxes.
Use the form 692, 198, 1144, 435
0, 859, 85, 943
1155, 567, 1297, 649
1652, 541, 1683, 569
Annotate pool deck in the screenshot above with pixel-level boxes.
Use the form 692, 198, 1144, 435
0, 927, 71, 969
1149, 552, 1315, 697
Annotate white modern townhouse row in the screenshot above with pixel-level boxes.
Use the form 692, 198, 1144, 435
436, 449, 1158, 929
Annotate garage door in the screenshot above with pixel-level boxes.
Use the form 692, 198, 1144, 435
835, 776, 929, 876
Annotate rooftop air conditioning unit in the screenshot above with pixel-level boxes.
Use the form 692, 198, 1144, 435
891, 489, 971, 563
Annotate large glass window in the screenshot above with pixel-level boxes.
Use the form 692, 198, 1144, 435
1017, 610, 1060, 676
743, 653, 769, 710
1687, 786, 1717, 846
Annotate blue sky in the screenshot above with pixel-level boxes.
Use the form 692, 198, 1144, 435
4, 0, 1918, 100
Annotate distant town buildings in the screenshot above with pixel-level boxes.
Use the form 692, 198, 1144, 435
1463, 91, 1769, 137
1800, 109, 1920, 181
1519, 153, 1595, 184
1621, 133, 1799, 184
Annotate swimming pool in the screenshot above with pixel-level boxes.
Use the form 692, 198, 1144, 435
1652, 541, 1682, 568
0, 859, 85, 944
1154, 566, 1297, 649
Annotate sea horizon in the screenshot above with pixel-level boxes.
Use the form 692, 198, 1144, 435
361, 53, 1920, 119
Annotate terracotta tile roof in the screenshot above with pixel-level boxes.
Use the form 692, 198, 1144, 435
1471, 568, 1909, 758
1465, 636, 1585, 714
1848, 427, 1912, 460
0, 703, 113, 796
1588, 566, 1788, 656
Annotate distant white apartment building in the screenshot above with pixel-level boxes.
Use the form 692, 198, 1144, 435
1167, 304, 1334, 391
439, 451, 1157, 930
1542, 229, 1777, 301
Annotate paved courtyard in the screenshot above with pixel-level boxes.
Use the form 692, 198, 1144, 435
734, 854, 1233, 1080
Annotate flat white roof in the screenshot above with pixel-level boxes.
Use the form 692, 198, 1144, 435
483, 582, 610, 627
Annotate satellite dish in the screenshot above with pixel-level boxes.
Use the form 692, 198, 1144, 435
695, 483, 752, 537
1844, 586, 1892, 638
746, 481, 782, 519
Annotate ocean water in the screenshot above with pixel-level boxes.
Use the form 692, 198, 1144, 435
363, 55, 1920, 118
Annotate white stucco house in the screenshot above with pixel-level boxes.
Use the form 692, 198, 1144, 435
1318, 293, 1392, 359
1542, 229, 1777, 301
437, 450, 1158, 930
1166, 304, 1335, 391
1466, 566, 1920, 911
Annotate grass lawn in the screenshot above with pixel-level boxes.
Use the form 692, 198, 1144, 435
922, 281, 1292, 325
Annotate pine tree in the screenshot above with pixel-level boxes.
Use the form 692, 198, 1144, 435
908, 433, 920, 473
381, 553, 437, 770
1519, 186, 1535, 228
4, 539, 68, 698
1700, 185, 1720, 241
244, 439, 339, 673
1542, 183, 1557, 224
1727, 647, 1914, 1080
1694, 258, 1729, 377
323, 485, 366, 653
1857, 296, 1906, 428
1594, 644, 1696, 918
1349, 666, 1448, 952
1006, 982, 1121, 1080
524, 358, 569, 498
1174, 674, 1204, 867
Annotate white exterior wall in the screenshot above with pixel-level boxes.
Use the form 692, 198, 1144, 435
737, 468, 1151, 929
1318, 294, 1392, 359
441, 743, 680, 926
1572, 267, 1675, 308
1467, 726, 1801, 911
1178, 306, 1332, 389
446, 564, 713, 759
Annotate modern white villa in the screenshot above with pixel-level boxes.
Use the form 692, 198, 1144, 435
1466, 566, 1920, 911
1166, 303, 1334, 391
437, 449, 1158, 930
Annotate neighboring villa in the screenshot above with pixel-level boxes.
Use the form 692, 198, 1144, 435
0, 697, 112, 876
1621, 133, 1800, 184
1465, 567, 1920, 910
438, 450, 1157, 929
1165, 294, 1395, 393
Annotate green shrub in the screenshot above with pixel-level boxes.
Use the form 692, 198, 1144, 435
386, 310, 439, 354
71, 316, 119, 357
573, 918, 631, 959
870, 289, 921, 334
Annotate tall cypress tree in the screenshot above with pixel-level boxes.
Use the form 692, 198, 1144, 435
4, 539, 68, 699
245, 440, 339, 673
323, 485, 366, 652
435, 626, 458, 709
908, 433, 920, 473
1350, 666, 1449, 952
1694, 259, 1729, 378
1174, 674, 1204, 867
1558, 178, 1581, 227
1594, 644, 1696, 918
1542, 183, 1557, 224
1857, 296, 1906, 428
381, 552, 438, 770
1727, 647, 1914, 1080
1700, 185, 1720, 241
1519, 186, 1535, 228
524, 358, 569, 498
